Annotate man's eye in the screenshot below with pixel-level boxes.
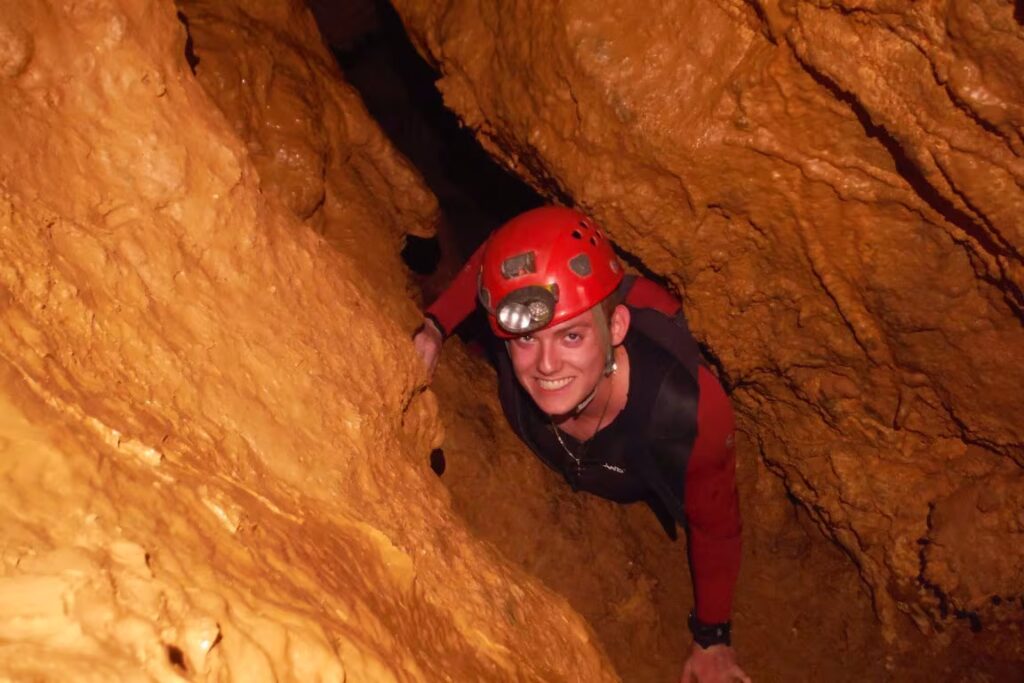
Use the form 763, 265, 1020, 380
565, 332, 582, 343
517, 334, 535, 344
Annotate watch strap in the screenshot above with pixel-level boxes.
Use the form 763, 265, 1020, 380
688, 611, 732, 648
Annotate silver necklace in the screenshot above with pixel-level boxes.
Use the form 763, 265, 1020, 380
551, 372, 615, 476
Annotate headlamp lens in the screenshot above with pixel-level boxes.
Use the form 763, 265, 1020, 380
495, 286, 556, 334
498, 302, 533, 332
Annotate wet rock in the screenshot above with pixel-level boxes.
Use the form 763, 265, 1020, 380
392, 0, 1024, 642
0, 1, 616, 680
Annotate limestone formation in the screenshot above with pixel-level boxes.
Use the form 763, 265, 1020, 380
0, 1, 617, 679
391, 0, 1024, 640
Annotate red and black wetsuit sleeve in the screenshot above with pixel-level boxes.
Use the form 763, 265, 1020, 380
683, 367, 742, 623
627, 281, 742, 625
424, 241, 487, 337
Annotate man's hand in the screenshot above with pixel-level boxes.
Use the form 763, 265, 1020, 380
680, 644, 751, 683
413, 319, 444, 380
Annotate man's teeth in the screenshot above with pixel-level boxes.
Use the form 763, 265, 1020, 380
538, 377, 573, 390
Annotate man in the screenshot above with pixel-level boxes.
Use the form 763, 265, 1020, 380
414, 206, 749, 683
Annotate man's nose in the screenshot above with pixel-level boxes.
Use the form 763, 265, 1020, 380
537, 340, 560, 375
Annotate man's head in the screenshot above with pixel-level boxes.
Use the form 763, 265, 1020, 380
478, 206, 628, 415
505, 302, 630, 417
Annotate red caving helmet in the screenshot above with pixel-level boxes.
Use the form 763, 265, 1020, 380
478, 206, 624, 338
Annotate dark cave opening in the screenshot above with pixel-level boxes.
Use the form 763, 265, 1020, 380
322, 0, 540, 270
175, 10, 199, 74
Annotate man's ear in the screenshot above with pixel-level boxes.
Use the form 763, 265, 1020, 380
609, 304, 631, 346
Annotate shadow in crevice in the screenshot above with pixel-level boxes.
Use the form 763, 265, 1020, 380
328, 0, 540, 270
175, 10, 200, 74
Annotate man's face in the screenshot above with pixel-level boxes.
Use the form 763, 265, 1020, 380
506, 307, 611, 417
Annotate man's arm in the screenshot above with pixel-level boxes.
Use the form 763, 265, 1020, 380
680, 365, 746, 682
633, 275, 740, 619
637, 274, 744, 680
414, 240, 487, 377
424, 240, 486, 337
684, 365, 742, 624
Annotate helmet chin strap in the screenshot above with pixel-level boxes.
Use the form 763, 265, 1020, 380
570, 305, 617, 415
593, 303, 618, 376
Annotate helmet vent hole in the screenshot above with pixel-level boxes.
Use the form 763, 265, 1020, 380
571, 229, 583, 239
589, 236, 598, 246
578, 220, 589, 229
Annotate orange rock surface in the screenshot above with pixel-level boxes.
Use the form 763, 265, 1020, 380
2, 0, 1022, 680
0, 1, 618, 679
393, 0, 1024, 645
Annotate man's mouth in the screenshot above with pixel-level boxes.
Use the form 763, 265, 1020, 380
536, 377, 574, 391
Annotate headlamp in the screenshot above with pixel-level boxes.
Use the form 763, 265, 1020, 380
495, 285, 557, 334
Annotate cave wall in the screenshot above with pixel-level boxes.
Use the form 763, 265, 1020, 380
0, 1, 620, 679
391, 0, 1024, 637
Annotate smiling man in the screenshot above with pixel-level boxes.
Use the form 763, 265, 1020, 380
414, 206, 748, 683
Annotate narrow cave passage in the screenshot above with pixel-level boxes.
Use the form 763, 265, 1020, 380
308, 2, 1021, 682
325, 0, 539, 295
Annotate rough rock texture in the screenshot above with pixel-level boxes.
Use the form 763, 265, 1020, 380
177, 0, 438, 243
0, 1, 619, 679
3, 0, 1022, 679
392, 0, 1024, 642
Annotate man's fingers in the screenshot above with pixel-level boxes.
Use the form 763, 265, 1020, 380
412, 330, 442, 378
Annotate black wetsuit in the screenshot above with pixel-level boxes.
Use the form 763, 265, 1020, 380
493, 282, 703, 537
427, 264, 742, 621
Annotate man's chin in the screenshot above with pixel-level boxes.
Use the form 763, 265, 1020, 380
527, 391, 579, 418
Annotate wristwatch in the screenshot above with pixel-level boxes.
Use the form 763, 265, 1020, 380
688, 611, 732, 648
